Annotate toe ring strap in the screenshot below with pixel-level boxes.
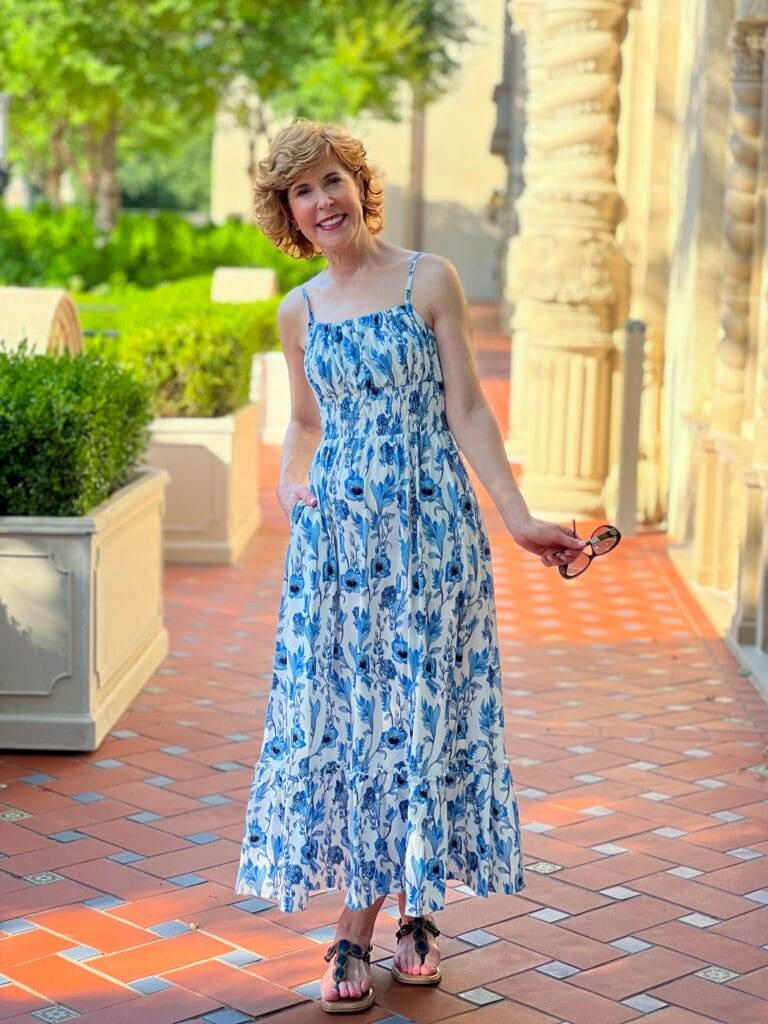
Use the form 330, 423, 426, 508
395, 916, 440, 963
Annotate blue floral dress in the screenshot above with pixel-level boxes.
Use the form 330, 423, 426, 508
236, 252, 526, 914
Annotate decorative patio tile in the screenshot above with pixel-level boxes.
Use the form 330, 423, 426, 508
0, 918, 37, 934
621, 993, 668, 1013
710, 810, 744, 822
523, 821, 555, 832
93, 758, 125, 768
744, 888, 768, 904
24, 871, 66, 885
167, 873, 207, 887
518, 787, 547, 799
185, 832, 222, 845
666, 866, 702, 879
695, 965, 740, 983
683, 749, 712, 758
218, 949, 263, 966
200, 794, 233, 806
304, 925, 337, 943
590, 843, 627, 856
202, 1012, 252, 1024
149, 920, 192, 937
628, 761, 658, 770
610, 936, 652, 953
457, 986, 504, 1005
526, 861, 562, 874
20, 773, 56, 785
293, 979, 323, 999
581, 806, 614, 816
59, 945, 101, 962
128, 811, 163, 823
599, 886, 640, 900
49, 831, 88, 843
0, 807, 32, 820
727, 847, 762, 860
574, 773, 603, 783
677, 913, 720, 927
129, 976, 174, 993
0, 974, 10, 986
695, 778, 727, 788
71, 792, 104, 804
82, 895, 125, 911
651, 826, 687, 838
233, 897, 273, 913
536, 960, 580, 978
161, 746, 191, 756
31, 1007, 80, 1023
145, 775, 175, 787
110, 730, 138, 739
529, 908, 570, 923
639, 792, 671, 801
107, 851, 145, 864
213, 762, 243, 772
225, 734, 252, 742
457, 928, 500, 946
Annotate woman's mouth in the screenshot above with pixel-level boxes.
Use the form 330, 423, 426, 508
317, 214, 346, 232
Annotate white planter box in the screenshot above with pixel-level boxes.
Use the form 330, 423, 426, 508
250, 350, 290, 445
146, 402, 261, 564
0, 469, 169, 751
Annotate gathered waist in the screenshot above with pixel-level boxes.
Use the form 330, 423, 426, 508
318, 377, 449, 438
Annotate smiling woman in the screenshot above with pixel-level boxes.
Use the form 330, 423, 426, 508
235, 117, 584, 1015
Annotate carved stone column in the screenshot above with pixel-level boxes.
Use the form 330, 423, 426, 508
508, 0, 631, 515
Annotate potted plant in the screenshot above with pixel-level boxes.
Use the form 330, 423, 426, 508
0, 342, 168, 751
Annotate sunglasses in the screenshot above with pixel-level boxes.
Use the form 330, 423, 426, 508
559, 518, 621, 579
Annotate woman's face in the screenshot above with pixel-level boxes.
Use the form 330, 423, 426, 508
286, 155, 364, 252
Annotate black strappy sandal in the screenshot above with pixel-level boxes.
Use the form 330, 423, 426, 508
392, 915, 442, 985
320, 937, 375, 1014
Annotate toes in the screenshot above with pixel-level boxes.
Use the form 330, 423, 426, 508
323, 982, 339, 1002
338, 981, 350, 999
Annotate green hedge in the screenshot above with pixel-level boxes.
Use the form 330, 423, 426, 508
0, 343, 153, 517
0, 205, 323, 291
79, 276, 280, 417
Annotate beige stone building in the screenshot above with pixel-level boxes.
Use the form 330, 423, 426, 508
503, 0, 768, 689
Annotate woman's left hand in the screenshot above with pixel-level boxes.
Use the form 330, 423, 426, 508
510, 515, 587, 568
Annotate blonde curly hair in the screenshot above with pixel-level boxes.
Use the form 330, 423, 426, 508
252, 118, 385, 259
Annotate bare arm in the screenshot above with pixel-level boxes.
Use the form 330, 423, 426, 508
418, 255, 585, 564
276, 288, 321, 515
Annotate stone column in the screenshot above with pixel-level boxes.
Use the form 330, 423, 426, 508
508, 0, 631, 515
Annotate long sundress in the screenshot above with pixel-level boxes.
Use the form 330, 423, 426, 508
235, 251, 526, 915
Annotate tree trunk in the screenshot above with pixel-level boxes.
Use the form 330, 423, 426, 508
406, 86, 427, 251
43, 122, 67, 208
95, 119, 120, 234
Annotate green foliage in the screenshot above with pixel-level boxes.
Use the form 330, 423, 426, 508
0, 341, 153, 517
0, 206, 323, 290
119, 124, 212, 211
79, 276, 281, 417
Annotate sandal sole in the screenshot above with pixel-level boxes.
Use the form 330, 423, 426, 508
321, 987, 375, 1013
392, 964, 442, 985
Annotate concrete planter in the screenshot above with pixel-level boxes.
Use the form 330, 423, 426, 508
0, 468, 169, 751
146, 402, 261, 564
250, 351, 290, 445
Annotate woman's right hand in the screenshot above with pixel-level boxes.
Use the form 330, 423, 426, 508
278, 483, 318, 521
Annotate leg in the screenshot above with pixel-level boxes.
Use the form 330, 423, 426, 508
393, 891, 442, 977
321, 893, 386, 1004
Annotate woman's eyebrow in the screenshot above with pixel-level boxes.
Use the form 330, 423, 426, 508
292, 172, 338, 191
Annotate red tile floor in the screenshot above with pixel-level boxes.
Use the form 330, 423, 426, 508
2, 305, 768, 1024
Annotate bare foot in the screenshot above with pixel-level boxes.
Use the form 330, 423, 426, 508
320, 937, 372, 1004
393, 911, 441, 978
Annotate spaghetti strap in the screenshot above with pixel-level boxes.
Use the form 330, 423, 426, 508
404, 252, 422, 305
301, 285, 315, 325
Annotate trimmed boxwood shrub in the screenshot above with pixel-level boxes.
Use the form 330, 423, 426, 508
0, 342, 154, 517
78, 276, 280, 418
0, 205, 323, 291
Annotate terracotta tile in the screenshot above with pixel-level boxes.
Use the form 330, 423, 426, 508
729, 964, 768, 999
544, 812, 656, 847
491, 916, 624, 969
0, 982, 49, 1019
637, 919, 768, 973
1, 839, 121, 878
570, 946, 705, 998
58, 859, 174, 900
0, 822, 51, 856
18, 799, 137, 836
80, 818, 187, 856
556, 850, 672, 889
193, 905, 316, 957
367, 963, 472, 1022
252, 1000, 389, 1023
109, 881, 240, 926
433, 893, 540, 937
5, 954, 135, 1014
491, 969, 637, 1023
94, 930, 232, 982
30, 905, 155, 954
0, 878, 100, 919
442, 1002, 561, 1024
560, 894, 684, 941
165, 959, 305, 1016
438, 939, 547, 992
650, 975, 767, 1024
62, 986, 219, 1024
629, 871, 758, 917
0, 929, 72, 967
516, 874, 610, 914
696, 858, 768, 895
712, 906, 768, 945
137, 839, 240, 878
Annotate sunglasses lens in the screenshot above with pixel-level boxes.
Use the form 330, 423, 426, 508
563, 552, 591, 577
590, 527, 619, 555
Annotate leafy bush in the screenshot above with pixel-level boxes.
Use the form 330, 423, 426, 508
0, 342, 153, 517
0, 205, 323, 291
78, 276, 281, 417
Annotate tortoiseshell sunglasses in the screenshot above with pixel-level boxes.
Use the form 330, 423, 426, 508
559, 518, 621, 579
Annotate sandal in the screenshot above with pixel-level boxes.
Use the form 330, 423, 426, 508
392, 915, 442, 985
320, 937, 375, 1014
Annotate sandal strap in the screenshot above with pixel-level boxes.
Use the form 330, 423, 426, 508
395, 915, 440, 964
323, 937, 372, 983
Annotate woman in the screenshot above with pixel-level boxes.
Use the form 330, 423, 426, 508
235, 118, 586, 1014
